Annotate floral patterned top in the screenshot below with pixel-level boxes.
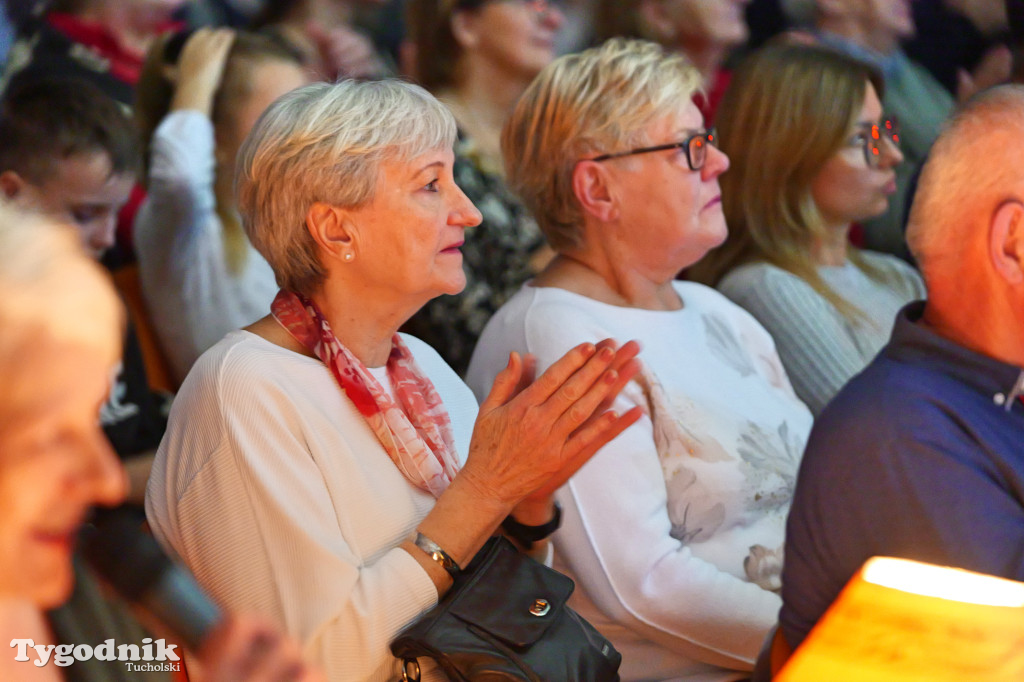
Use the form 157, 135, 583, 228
466, 281, 814, 681
403, 130, 546, 376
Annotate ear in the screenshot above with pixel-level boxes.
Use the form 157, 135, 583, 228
572, 161, 618, 223
989, 199, 1024, 284
637, 0, 674, 42
306, 201, 356, 264
0, 170, 27, 200
450, 10, 481, 51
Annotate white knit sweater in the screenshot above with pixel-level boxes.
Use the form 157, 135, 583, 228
146, 330, 477, 682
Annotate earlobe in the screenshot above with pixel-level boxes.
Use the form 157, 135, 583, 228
572, 161, 617, 223
990, 199, 1024, 284
0, 170, 25, 200
306, 201, 355, 264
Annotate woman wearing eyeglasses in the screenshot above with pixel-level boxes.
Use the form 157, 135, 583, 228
467, 39, 813, 681
401, 0, 563, 376
690, 43, 925, 416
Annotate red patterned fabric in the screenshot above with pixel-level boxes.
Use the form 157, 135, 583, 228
271, 290, 459, 497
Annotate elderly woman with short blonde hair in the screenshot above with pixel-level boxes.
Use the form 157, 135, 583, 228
467, 39, 813, 681
146, 78, 642, 682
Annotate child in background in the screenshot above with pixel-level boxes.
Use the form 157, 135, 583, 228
134, 28, 309, 384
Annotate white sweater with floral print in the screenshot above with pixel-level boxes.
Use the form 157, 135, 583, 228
467, 282, 813, 682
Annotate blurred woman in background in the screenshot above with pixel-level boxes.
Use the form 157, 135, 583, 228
134, 27, 308, 384
401, 0, 563, 375
249, 0, 391, 80
690, 43, 924, 415
593, 0, 751, 122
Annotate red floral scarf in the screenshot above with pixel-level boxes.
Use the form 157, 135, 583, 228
271, 290, 459, 497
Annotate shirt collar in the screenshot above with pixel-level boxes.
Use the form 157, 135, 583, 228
886, 301, 1024, 412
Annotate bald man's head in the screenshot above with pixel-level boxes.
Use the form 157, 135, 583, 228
907, 85, 1024, 284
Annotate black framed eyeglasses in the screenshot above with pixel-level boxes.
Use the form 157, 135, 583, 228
589, 129, 717, 171
851, 117, 900, 168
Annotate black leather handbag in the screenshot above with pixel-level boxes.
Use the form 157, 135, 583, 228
391, 536, 622, 681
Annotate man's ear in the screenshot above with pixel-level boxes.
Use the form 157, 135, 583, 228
572, 160, 618, 223
306, 201, 356, 265
989, 199, 1024, 284
0, 170, 27, 200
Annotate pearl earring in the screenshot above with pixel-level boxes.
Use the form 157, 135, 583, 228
344, 252, 353, 262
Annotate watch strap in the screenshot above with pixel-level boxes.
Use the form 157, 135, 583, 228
501, 502, 562, 550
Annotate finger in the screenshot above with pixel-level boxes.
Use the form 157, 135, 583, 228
536, 406, 645, 496
245, 639, 308, 682
520, 342, 598, 403
549, 360, 625, 436
593, 355, 642, 415
478, 351, 525, 414
514, 353, 537, 396
567, 405, 644, 465
199, 618, 274, 682
542, 341, 627, 418
597, 339, 640, 375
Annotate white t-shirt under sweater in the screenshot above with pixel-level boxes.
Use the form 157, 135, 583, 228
135, 110, 278, 384
145, 330, 477, 682
717, 252, 925, 415
466, 282, 813, 682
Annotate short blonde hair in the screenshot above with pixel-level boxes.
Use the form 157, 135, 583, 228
907, 85, 1024, 280
501, 38, 702, 252
236, 79, 458, 296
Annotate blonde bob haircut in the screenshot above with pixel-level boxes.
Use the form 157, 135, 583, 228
501, 38, 702, 252
689, 43, 890, 322
236, 79, 457, 296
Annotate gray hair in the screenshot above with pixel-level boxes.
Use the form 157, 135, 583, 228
906, 85, 1024, 280
236, 79, 458, 296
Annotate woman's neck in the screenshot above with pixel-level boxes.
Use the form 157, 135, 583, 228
536, 251, 683, 311
443, 63, 532, 166
812, 223, 852, 267
675, 41, 727, 84
309, 283, 417, 367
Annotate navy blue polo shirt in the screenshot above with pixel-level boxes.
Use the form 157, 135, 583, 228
780, 301, 1024, 650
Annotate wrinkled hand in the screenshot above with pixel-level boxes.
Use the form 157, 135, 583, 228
196, 614, 324, 682
461, 339, 643, 509
306, 21, 386, 81
171, 27, 236, 115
